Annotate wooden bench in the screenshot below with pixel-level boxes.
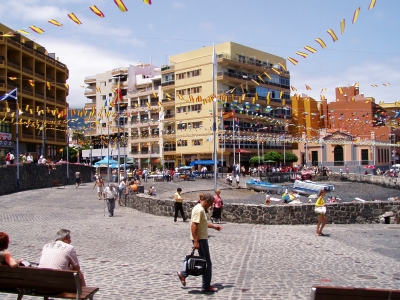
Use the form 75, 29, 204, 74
0, 265, 99, 300
51, 179, 65, 189
311, 285, 400, 300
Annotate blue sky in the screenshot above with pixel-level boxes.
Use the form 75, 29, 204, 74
1, 0, 399, 108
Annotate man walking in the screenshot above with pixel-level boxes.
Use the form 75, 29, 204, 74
174, 188, 187, 222
93, 176, 104, 200
75, 171, 81, 188
177, 193, 222, 292
38, 229, 86, 287
103, 184, 117, 217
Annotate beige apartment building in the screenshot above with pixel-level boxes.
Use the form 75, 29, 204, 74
0, 23, 69, 162
162, 42, 291, 170
84, 42, 292, 170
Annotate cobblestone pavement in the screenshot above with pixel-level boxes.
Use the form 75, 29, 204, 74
1, 180, 400, 299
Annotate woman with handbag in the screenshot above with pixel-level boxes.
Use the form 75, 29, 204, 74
315, 189, 327, 236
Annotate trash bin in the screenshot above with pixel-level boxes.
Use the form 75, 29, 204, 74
137, 185, 144, 193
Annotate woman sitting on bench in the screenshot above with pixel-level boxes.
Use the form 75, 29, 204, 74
0, 232, 23, 268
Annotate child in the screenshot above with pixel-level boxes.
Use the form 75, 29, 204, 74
265, 193, 271, 205
235, 174, 240, 187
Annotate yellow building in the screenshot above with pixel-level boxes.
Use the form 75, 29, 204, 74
0, 23, 69, 161
162, 42, 291, 169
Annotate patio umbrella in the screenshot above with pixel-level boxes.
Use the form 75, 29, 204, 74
365, 165, 376, 169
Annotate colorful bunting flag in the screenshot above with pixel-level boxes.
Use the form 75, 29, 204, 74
278, 63, 286, 71
17, 29, 30, 35
327, 29, 338, 42
1, 32, 14, 37
8, 77, 17, 80
305, 84, 312, 90
263, 72, 272, 80
296, 51, 308, 58
143, 0, 152, 4
28, 80, 35, 87
340, 19, 345, 35
287, 57, 298, 65
338, 87, 344, 94
68, 13, 82, 25
291, 86, 297, 92
383, 83, 390, 86
48, 19, 63, 26
96, 87, 101, 93
90, 5, 105, 18
114, 0, 128, 12
368, 0, 376, 10
46, 82, 51, 90
64, 83, 69, 89
29, 26, 44, 34
271, 68, 280, 75
304, 46, 316, 53
320, 88, 326, 94
353, 7, 361, 24
315, 38, 326, 48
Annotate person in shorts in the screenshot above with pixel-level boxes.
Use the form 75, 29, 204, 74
75, 171, 81, 188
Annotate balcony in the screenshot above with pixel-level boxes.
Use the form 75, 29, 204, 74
56, 97, 65, 105
21, 44, 34, 54
164, 114, 175, 119
112, 67, 128, 76
84, 76, 96, 83
161, 64, 175, 72
217, 71, 290, 90
128, 86, 157, 96
7, 38, 20, 48
22, 65, 33, 75
22, 133, 34, 140
35, 51, 46, 61
84, 89, 96, 96
161, 81, 175, 87
7, 60, 20, 70
35, 72, 45, 80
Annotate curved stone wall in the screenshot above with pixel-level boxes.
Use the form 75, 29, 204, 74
122, 194, 400, 225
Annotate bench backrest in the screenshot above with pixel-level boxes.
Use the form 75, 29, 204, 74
0, 265, 81, 295
311, 286, 400, 300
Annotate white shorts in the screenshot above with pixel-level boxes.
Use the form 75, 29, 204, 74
97, 187, 103, 193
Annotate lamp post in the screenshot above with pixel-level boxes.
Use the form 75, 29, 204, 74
389, 133, 395, 169
90, 146, 93, 166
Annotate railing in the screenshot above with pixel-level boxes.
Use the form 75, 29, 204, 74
217, 71, 290, 90
112, 67, 128, 75
161, 81, 175, 87
56, 61, 66, 69
46, 74, 55, 81
22, 66, 33, 75
56, 98, 65, 105
35, 93, 44, 99
161, 64, 175, 71
35, 51, 45, 60
84, 76, 96, 82
127, 86, 156, 95
46, 56, 56, 64
164, 114, 175, 119
35, 72, 45, 80
7, 60, 20, 70
21, 44, 34, 54
21, 88, 33, 96
84, 89, 96, 95
7, 38, 20, 48
22, 134, 34, 139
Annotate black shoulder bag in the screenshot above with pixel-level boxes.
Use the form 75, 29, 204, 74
183, 248, 207, 276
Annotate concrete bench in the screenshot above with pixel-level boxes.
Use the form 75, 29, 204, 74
0, 265, 99, 300
311, 285, 400, 300
51, 179, 65, 189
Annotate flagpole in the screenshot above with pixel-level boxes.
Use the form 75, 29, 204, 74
117, 76, 121, 185
66, 109, 69, 184
233, 119, 236, 167
16, 89, 20, 192
107, 114, 110, 185
212, 43, 217, 192
42, 84, 46, 157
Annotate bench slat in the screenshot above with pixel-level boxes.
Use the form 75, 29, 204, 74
313, 286, 400, 300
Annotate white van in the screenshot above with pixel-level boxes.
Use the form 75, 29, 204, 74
390, 164, 400, 172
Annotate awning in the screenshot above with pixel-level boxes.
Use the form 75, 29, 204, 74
189, 160, 220, 166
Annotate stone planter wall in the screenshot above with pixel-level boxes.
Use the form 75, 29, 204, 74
0, 164, 93, 195
123, 194, 400, 225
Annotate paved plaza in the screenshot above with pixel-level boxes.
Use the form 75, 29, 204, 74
1, 180, 400, 299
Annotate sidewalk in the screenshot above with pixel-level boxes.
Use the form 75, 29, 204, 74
0, 184, 399, 299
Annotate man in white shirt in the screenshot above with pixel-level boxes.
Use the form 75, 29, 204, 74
103, 184, 118, 217
38, 229, 86, 287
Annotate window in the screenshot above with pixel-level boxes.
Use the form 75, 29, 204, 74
100, 81, 106, 86
192, 139, 202, 146
192, 69, 201, 77
176, 72, 186, 80
176, 106, 187, 113
177, 123, 187, 130
186, 71, 191, 78
177, 140, 187, 146
191, 86, 202, 94
102, 95, 106, 100
0, 122, 11, 133
192, 121, 202, 128
176, 89, 186, 96
192, 104, 202, 111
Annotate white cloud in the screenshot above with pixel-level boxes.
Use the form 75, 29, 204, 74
172, 1, 186, 9
38, 37, 135, 108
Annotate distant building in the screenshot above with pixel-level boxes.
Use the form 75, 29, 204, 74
0, 23, 69, 162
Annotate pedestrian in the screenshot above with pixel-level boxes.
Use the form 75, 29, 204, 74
235, 174, 240, 187
197, 193, 204, 204
143, 168, 148, 182
9, 152, 14, 164
75, 171, 81, 188
38, 229, 86, 287
112, 168, 118, 183
0, 232, 24, 267
315, 189, 327, 236
174, 187, 187, 222
26, 153, 33, 163
5, 152, 10, 165
103, 184, 118, 217
177, 193, 222, 293
212, 189, 223, 224
118, 178, 127, 206
265, 193, 271, 205
93, 176, 104, 200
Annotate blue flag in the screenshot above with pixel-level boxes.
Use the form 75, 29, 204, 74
0, 88, 17, 101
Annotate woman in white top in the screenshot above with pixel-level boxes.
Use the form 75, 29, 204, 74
118, 178, 127, 206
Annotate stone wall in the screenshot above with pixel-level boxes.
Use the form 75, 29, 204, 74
122, 194, 400, 225
317, 173, 400, 190
0, 164, 93, 195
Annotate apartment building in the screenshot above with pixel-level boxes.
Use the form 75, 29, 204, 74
0, 23, 69, 162
83, 64, 161, 166
162, 42, 291, 169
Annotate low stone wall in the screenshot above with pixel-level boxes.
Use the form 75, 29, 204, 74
122, 194, 400, 225
0, 164, 93, 195
316, 173, 400, 190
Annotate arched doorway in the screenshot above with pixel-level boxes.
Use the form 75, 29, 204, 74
334, 145, 344, 166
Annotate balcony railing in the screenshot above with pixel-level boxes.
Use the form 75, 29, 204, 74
35, 72, 45, 80
161, 81, 175, 87
84, 76, 96, 82
217, 71, 290, 90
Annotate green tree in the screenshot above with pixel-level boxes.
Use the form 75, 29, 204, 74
249, 156, 263, 165
264, 151, 282, 163
283, 152, 298, 163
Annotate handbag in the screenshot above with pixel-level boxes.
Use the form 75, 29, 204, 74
315, 206, 326, 214
183, 248, 207, 276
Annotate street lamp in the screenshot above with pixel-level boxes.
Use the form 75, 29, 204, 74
90, 145, 93, 166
